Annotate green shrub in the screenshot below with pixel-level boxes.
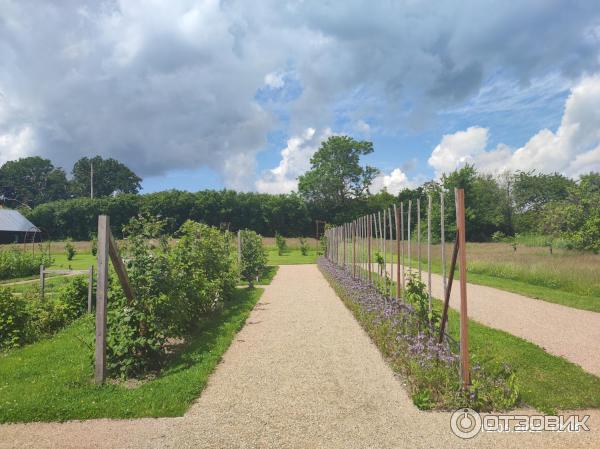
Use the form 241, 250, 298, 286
275, 232, 286, 255
0, 288, 31, 349
91, 235, 98, 256
0, 250, 52, 280
57, 276, 89, 318
299, 237, 309, 256
105, 216, 238, 378
64, 239, 76, 261
239, 229, 267, 287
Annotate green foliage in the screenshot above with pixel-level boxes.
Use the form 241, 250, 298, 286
91, 235, 98, 256
0, 276, 90, 350
275, 232, 287, 255
239, 229, 267, 287
71, 155, 142, 198
299, 237, 309, 256
404, 273, 439, 332
298, 135, 379, 222
0, 156, 69, 207
105, 216, 238, 378
64, 239, 76, 261
0, 288, 30, 349
0, 250, 52, 280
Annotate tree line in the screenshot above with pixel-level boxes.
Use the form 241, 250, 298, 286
4, 137, 599, 251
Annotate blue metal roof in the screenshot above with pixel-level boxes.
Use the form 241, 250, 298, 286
0, 209, 39, 232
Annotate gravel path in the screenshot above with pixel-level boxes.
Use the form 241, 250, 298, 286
379, 263, 600, 377
1, 264, 598, 448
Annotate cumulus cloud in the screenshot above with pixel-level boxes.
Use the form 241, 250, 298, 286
255, 127, 331, 194
1, 0, 600, 188
371, 168, 413, 194
428, 76, 600, 177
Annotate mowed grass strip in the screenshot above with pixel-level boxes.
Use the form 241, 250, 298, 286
342, 269, 600, 413
266, 247, 318, 265
0, 287, 263, 423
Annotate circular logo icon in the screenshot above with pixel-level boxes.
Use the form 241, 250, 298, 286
450, 408, 482, 439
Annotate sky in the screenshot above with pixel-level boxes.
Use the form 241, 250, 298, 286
1, 0, 600, 194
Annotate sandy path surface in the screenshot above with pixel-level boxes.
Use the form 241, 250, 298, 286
373, 262, 600, 377
1, 264, 598, 448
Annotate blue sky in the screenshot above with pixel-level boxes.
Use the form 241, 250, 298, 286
1, 1, 599, 194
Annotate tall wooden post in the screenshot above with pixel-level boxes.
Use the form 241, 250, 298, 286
427, 195, 432, 315
417, 198, 421, 279
352, 221, 357, 278
387, 208, 394, 298
95, 215, 110, 384
237, 230, 242, 266
39, 265, 45, 301
455, 188, 470, 388
407, 200, 412, 273
394, 204, 401, 299
441, 193, 446, 302
88, 266, 94, 313
382, 209, 387, 294
368, 215, 372, 284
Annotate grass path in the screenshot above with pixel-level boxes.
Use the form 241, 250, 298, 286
2, 265, 598, 448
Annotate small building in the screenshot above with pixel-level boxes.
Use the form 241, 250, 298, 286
0, 208, 40, 244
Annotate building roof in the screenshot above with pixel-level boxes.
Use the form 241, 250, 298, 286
0, 209, 40, 233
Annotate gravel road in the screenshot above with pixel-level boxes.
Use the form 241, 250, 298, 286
1, 264, 598, 448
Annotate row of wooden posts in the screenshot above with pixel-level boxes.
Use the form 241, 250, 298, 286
325, 188, 470, 388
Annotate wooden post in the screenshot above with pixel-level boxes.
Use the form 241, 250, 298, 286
88, 265, 94, 313
353, 221, 357, 278
427, 194, 432, 315
417, 198, 421, 279
438, 236, 459, 343
407, 200, 412, 273
108, 233, 134, 304
387, 208, 394, 298
95, 215, 110, 384
367, 215, 373, 284
394, 205, 400, 298
383, 209, 387, 295
40, 265, 45, 301
400, 202, 404, 290
455, 188, 470, 388
441, 193, 446, 304
237, 230, 241, 266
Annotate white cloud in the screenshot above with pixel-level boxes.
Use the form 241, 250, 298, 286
427, 76, 600, 177
371, 168, 412, 194
264, 72, 285, 89
0, 126, 35, 165
255, 127, 330, 194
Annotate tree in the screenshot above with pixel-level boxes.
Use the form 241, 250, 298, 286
71, 156, 142, 198
0, 157, 68, 207
298, 135, 379, 223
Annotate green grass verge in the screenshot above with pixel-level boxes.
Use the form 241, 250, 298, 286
267, 247, 319, 265
49, 253, 96, 270
441, 301, 600, 413
0, 286, 263, 423
237, 265, 279, 287
373, 253, 600, 312
332, 266, 600, 413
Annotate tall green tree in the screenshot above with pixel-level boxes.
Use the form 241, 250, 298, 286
0, 157, 68, 207
71, 156, 142, 197
298, 135, 379, 223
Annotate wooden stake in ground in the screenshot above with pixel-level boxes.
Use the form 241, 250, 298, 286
417, 198, 421, 280
353, 221, 357, 278
407, 200, 412, 274
95, 215, 110, 384
39, 264, 45, 301
438, 235, 459, 344
237, 230, 241, 266
367, 215, 373, 284
400, 202, 405, 291
427, 194, 432, 315
441, 193, 446, 303
455, 188, 470, 388
388, 208, 394, 298
383, 209, 387, 294
88, 265, 94, 313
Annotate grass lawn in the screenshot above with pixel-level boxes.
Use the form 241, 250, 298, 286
48, 253, 96, 271
330, 265, 600, 413
0, 287, 263, 423
237, 265, 279, 287
441, 301, 600, 413
267, 247, 319, 265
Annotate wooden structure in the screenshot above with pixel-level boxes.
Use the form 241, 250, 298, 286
95, 215, 134, 384
39, 265, 94, 312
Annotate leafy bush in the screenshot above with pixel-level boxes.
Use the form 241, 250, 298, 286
491, 231, 507, 242
275, 232, 287, 255
404, 274, 440, 332
64, 239, 76, 261
299, 237, 309, 256
0, 288, 31, 349
239, 229, 267, 287
0, 250, 52, 280
91, 234, 98, 256
105, 216, 239, 378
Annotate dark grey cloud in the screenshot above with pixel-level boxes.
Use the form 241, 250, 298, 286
1, 0, 599, 188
